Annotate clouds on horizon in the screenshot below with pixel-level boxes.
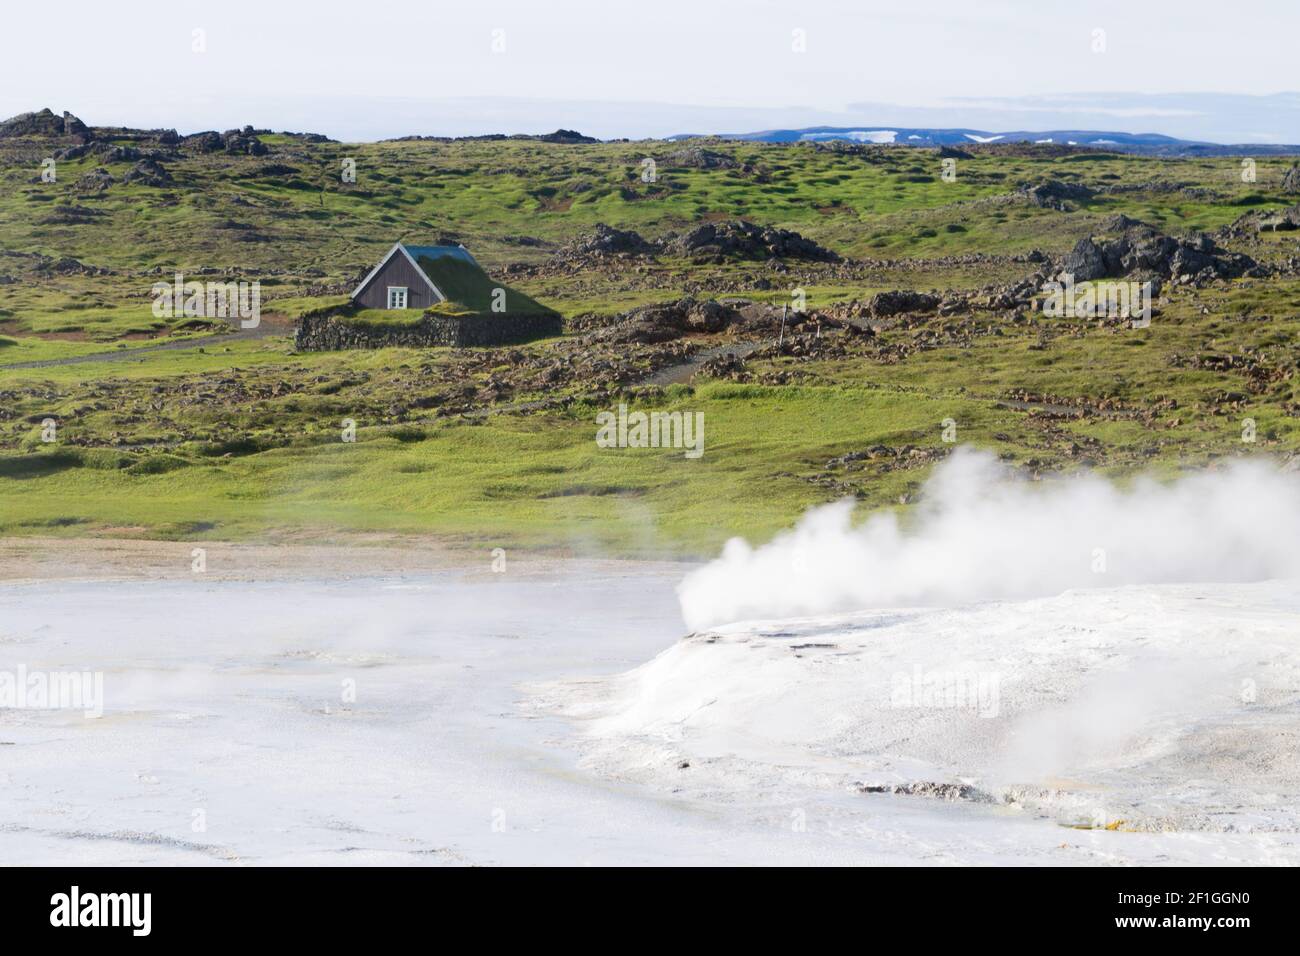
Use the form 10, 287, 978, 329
3, 1, 1298, 142
13, 91, 1298, 145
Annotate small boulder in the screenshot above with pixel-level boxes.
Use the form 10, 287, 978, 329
1061, 237, 1108, 281
183, 131, 224, 152
685, 299, 735, 332
1018, 179, 1095, 210
666, 220, 840, 262
122, 158, 173, 186
569, 224, 655, 257
75, 167, 114, 192
867, 290, 942, 317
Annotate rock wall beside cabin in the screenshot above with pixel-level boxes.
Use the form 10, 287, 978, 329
449, 312, 563, 346
295, 311, 563, 350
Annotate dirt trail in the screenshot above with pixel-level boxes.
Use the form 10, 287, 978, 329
641, 340, 763, 386
0, 318, 287, 370
996, 397, 1086, 416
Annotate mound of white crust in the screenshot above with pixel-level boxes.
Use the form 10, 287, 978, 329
534, 581, 1300, 836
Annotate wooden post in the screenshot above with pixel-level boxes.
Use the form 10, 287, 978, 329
778, 304, 787, 347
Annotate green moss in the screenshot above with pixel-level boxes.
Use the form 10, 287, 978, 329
412, 254, 555, 316
3, 134, 1300, 553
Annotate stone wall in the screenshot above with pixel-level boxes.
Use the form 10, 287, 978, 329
295, 310, 562, 350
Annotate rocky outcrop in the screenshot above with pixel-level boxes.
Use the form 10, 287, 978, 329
1058, 223, 1257, 285
220, 128, 269, 156
0, 108, 90, 139
566, 224, 655, 257
1099, 213, 1144, 233
1257, 205, 1300, 232
0, 249, 112, 278
62, 111, 89, 137
122, 158, 173, 186
34, 255, 111, 276
590, 304, 689, 345
75, 167, 114, 192
35, 204, 105, 226
182, 131, 223, 153
666, 220, 841, 262
52, 143, 92, 161
581, 298, 742, 345
1283, 165, 1300, 194
536, 129, 597, 144
50, 141, 176, 164
590, 300, 733, 345
554, 221, 840, 265
666, 147, 737, 169
684, 299, 734, 332
1224, 203, 1300, 236
937, 146, 974, 160
1018, 179, 1095, 210
697, 352, 751, 381
182, 127, 268, 156
1059, 238, 1109, 281
240, 162, 301, 180
102, 145, 146, 163
866, 290, 942, 317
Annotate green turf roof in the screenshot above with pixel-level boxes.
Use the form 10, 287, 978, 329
409, 249, 556, 316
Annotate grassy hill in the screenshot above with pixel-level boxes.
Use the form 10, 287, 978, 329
3, 115, 1300, 554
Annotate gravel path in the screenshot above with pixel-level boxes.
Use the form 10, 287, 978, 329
0, 320, 284, 370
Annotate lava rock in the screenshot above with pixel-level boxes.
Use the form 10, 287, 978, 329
685, 299, 736, 332
666, 147, 737, 169
568, 223, 655, 257
666, 220, 840, 262
1057, 224, 1256, 284
1061, 237, 1109, 281
122, 157, 173, 186
1018, 179, 1096, 210
183, 131, 224, 152
937, 145, 974, 160
867, 290, 942, 317
536, 129, 597, 144
0, 108, 89, 139
74, 167, 114, 192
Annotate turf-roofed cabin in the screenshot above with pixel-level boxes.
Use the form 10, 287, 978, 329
352, 242, 478, 312
313, 241, 562, 348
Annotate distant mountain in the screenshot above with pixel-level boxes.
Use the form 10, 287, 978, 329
673, 126, 1300, 156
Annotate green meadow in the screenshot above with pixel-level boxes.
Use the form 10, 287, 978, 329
3, 131, 1300, 553
1, 381, 971, 553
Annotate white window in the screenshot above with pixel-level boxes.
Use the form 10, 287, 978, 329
387, 287, 408, 309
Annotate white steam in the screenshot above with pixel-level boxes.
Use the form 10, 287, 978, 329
679, 449, 1300, 629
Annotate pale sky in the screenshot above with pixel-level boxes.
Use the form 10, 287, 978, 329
3, 0, 1297, 141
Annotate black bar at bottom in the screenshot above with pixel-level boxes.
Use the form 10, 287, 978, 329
0, 866, 1286, 943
